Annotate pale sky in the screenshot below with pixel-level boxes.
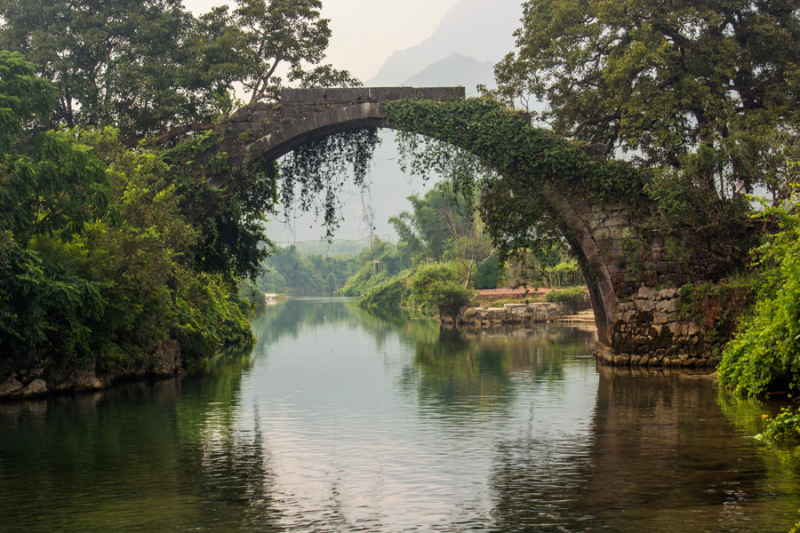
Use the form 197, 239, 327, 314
184, 0, 462, 81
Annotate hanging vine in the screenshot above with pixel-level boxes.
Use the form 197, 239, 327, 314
278, 128, 381, 238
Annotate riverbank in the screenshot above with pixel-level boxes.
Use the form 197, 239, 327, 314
441, 301, 595, 328
0, 341, 185, 401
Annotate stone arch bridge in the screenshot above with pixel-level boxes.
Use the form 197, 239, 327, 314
219, 87, 718, 369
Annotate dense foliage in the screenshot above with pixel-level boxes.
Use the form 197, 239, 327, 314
0, 123, 254, 370
336, 238, 413, 297
383, 98, 649, 262
545, 287, 587, 313
0, 0, 355, 140
494, 0, 800, 200
719, 194, 800, 397
409, 263, 475, 319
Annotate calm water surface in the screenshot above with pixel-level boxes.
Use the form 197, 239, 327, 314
1, 298, 799, 532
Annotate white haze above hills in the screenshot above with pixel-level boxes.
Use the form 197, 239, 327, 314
367, 0, 521, 87
266, 0, 522, 246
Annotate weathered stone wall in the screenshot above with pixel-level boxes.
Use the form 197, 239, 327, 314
546, 187, 722, 368
224, 87, 465, 147
595, 287, 719, 368
0, 340, 182, 400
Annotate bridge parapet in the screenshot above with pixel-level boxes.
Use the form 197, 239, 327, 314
282, 86, 465, 103
281, 87, 464, 121
227, 87, 464, 136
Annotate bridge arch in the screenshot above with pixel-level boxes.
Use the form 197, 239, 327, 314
224, 88, 712, 367
228, 87, 624, 345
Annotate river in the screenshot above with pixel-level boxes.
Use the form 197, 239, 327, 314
1, 298, 799, 532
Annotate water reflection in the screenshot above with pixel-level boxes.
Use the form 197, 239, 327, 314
489, 366, 800, 532
0, 299, 798, 532
0, 352, 282, 532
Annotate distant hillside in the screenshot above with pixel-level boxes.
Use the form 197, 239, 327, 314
403, 53, 495, 95
367, 0, 521, 86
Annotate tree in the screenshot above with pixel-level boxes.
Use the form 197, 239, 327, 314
0, 50, 55, 148
0, 0, 244, 139
409, 263, 474, 318
495, 0, 800, 196
233, 0, 358, 104
0, 0, 357, 140
719, 191, 800, 396
0, 51, 110, 246
389, 184, 474, 262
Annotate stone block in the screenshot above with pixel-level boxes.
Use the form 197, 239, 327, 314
637, 286, 655, 300
653, 312, 670, 324
635, 299, 656, 313
656, 299, 678, 313
659, 288, 680, 299
251, 111, 273, 123
605, 215, 628, 227
0, 377, 23, 396
614, 355, 631, 365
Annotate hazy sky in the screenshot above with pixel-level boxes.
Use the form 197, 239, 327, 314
184, 0, 462, 81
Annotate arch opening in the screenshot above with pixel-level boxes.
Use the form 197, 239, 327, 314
230, 90, 631, 347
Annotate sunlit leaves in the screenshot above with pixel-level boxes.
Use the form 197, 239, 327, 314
719, 190, 800, 396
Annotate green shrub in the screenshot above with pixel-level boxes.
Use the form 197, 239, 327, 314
758, 408, 800, 443
473, 255, 502, 289
359, 277, 411, 309
719, 197, 800, 397
545, 287, 587, 313
409, 263, 474, 318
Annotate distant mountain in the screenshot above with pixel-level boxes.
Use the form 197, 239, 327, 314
403, 53, 495, 95
367, 0, 521, 87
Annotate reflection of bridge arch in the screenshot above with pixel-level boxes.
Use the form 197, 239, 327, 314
222, 88, 712, 368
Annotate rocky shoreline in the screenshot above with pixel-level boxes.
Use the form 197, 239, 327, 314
0, 341, 183, 401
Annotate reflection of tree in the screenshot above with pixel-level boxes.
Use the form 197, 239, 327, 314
0, 350, 283, 532
249, 297, 440, 352
488, 366, 800, 532
404, 325, 597, 418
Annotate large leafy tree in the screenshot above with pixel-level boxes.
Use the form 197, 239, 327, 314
0, 0, 356, 139
495, 0, 800, 196
389, 185, 474, 262
233, 0, 358, 104
0, 0, 243, 139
